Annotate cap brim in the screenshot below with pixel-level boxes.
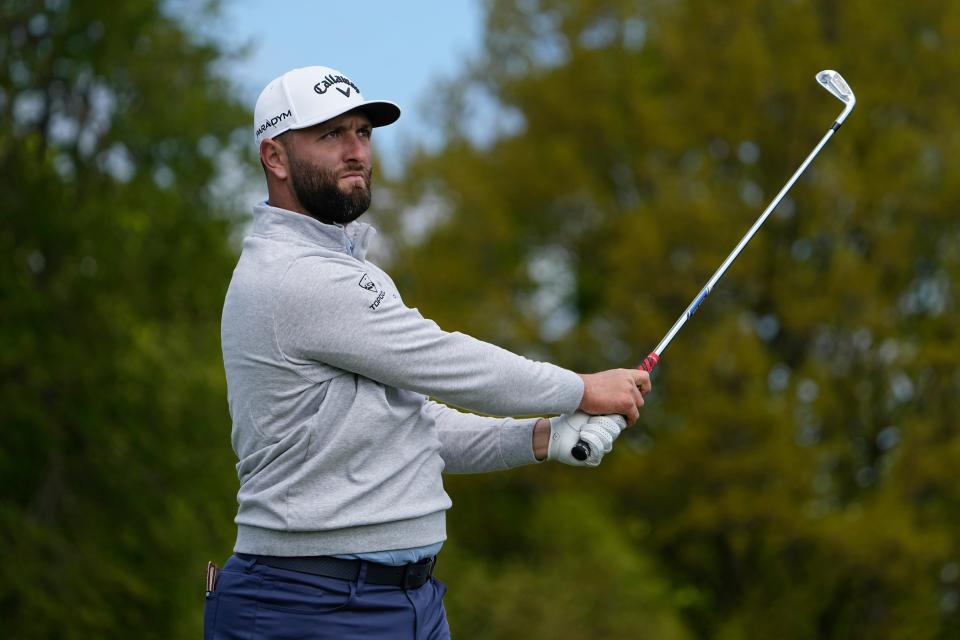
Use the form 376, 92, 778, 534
355, 100, 401, 128
287, 100, 401, 134
274, 100, 400, 144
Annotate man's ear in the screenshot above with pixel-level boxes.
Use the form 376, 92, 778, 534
260, 137, 290, 180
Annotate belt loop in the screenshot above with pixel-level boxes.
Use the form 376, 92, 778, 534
356, 560, 368, 595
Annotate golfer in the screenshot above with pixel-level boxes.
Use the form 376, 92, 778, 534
206, 65, 651, 639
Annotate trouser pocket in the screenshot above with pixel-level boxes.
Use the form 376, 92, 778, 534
203, 561, 221, 639
203, 592, 220, 639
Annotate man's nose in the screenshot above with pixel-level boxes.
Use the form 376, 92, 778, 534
342, 132, 369, 162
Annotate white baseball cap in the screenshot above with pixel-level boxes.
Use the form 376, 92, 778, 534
253, 66, 400, 148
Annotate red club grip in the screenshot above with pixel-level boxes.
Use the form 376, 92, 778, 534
640, 352, 660, 372
570, 352, 660, 462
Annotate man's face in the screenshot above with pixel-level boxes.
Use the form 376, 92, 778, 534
282, 111, 374, 225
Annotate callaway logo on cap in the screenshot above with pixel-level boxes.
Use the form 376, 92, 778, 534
253, 66, 401, 148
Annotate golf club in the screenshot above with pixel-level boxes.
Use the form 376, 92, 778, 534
572, 69, 856, 461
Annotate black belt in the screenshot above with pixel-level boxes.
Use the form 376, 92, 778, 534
237, 553, 436, 590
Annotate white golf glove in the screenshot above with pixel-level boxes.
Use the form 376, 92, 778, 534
547, 412, 627, 467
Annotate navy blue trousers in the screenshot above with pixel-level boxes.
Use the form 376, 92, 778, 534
204, 554, 451, 639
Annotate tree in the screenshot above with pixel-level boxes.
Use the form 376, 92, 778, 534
0, 1, 248, 637
380, 0, 960, 637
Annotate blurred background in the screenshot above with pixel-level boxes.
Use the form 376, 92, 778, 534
3, 0, 959, 637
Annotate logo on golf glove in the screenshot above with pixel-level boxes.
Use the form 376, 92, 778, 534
548, 412, 625, 467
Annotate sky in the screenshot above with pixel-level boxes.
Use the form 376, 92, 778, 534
216, 0, 485, 175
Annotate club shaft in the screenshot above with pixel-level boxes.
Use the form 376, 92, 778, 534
571, 71, 855, 463
651, 123, 839, 359
569, 121, 842, 464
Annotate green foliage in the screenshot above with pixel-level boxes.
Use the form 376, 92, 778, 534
380, 0, 960, 637
440, 481, 690, 639
0, 1, 247, 637
5, 0, 960, 637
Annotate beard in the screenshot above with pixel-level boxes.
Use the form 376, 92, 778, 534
288, 155, 372, 225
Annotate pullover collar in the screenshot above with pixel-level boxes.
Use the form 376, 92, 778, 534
251, 201, 377, 260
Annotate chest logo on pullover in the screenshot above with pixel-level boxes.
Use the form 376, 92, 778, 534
359, 273, 386, 310
358, 273, 378, 293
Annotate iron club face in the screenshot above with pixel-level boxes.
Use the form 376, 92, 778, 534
816, 69, 856, 125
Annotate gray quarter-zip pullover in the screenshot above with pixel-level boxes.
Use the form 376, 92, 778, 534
221, 203, 584, 556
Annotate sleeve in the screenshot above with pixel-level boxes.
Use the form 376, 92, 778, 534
422, 401, 541, 474
274, 257, 584, 417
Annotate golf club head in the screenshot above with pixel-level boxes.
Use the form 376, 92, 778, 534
816, 70, 856, 125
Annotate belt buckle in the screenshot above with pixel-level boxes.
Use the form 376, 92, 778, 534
401, 557, 434, 590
